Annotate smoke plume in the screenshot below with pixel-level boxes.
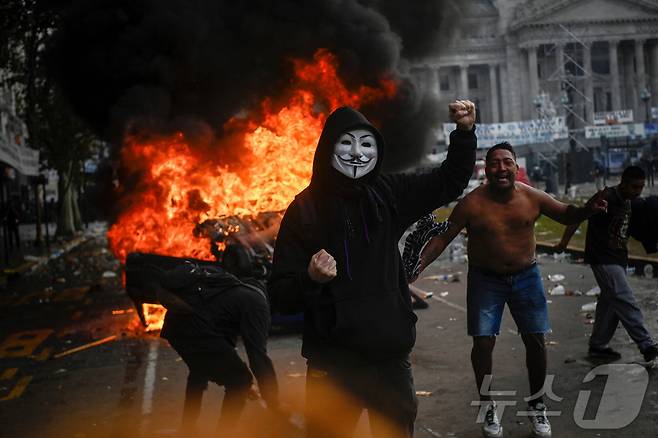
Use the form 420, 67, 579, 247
48, 0, 455, 171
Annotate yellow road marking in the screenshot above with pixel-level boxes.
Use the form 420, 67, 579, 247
31, 347, 53, 362
0, 329, 54, 358
0, 376, 33, 401
0, 368, 18, 380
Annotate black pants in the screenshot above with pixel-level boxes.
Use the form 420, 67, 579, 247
177, 348, 253, 434
305, 357, 418, 438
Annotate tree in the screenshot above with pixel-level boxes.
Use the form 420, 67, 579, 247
0, 0, 99, 238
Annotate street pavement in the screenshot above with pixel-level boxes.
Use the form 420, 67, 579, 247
0, 227, 657, 437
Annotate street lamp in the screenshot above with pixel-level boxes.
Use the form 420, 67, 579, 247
640, 87, 651, 122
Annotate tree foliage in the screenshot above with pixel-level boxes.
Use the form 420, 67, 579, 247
1, 0, 101, 237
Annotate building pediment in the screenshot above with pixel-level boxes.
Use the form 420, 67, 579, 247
511, 0, 658, 29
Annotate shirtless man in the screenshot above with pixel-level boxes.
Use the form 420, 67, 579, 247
412, 142, 607, 438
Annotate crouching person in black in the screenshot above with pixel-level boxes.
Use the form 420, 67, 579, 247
147, 259, 279, 436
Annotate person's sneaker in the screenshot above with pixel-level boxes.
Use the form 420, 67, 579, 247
588, 346, 622, 360
402, 214, 450, 281
641, 344, 658, 362
528, 402, 551, 437
482, 402, 503, 438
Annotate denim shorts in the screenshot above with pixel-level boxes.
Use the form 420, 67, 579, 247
466, 264, 550, 336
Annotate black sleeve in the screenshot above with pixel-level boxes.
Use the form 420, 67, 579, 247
384, 128, 476, 230
240, 293, 279, 409
267, 202, 322, 314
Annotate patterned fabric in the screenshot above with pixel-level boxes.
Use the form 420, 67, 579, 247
402, 213, 450, 281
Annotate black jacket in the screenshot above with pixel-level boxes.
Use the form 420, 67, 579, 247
158, 264, 278, 407
630, 195, 658, 254
267, 107, 476, 366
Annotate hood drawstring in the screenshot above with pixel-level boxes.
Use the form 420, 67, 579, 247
359, 200, 371, 244
336, 187, 386, 282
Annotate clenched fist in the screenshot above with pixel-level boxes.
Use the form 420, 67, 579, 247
308, 249, 337, 283
449, 100, 476, 131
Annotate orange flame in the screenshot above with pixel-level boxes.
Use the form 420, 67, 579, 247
108, 49, 395, 264
142, 303, 166, 332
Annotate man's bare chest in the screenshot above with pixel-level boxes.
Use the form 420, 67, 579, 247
468, 199, 539, 235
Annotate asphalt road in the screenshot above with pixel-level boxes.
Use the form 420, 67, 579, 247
1, 231, 657, 437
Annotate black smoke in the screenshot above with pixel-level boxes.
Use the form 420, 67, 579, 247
48, 0, 455, 171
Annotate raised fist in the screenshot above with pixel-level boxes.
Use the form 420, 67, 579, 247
449, 100, 476, 131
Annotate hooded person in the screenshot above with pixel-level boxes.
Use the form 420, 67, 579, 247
268, 101, 477, 438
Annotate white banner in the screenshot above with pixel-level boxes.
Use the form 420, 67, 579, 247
0, 138, 40, 176
593, 109, 634, 125
585, 123, 645, 139
0, 112, 39, 176
443, 117, 568, 149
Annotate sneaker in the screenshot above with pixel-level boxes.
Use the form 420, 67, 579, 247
482, 402, 503, 438
528, 402, 551, 437
402, 214, 450, 281
588, 346, 622, 360
641, 344, 658, 362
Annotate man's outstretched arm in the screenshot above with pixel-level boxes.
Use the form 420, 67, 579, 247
555, 223, 580, 252
537, 187, 607, 225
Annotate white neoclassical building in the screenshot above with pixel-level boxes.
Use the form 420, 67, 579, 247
412, 0, 658, 129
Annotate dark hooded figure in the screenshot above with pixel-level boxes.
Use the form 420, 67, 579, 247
268, 101, 477, 437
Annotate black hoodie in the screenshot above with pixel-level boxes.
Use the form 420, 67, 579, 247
268, 107, 476, 366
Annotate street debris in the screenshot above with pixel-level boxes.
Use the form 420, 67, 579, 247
553, 252, 569, 262
420, 426, 442, 437
549, 285, 565, 296
643, 264, 654, 278
439, 291, 449, 297
581, 302, 597, 312
546, 341, 559, 346
415, 390, 433, 397
425, 273, 460, 282
547, 274, 565, 282
53, 335, 118, 359
586, 286, 601, 296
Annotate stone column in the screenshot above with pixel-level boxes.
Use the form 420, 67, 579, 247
489, 64, 500, 123
527, 45, 540, 100
652, 42, 658, 109
499, 63, 510, 122
459, 64, 469, 98
583, 43, 594, 123
623, 45, 637, 115
430, 67, 440, 99
505, 35, 523, 121
609, 40, 621, 111
635, 39, 647, 121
